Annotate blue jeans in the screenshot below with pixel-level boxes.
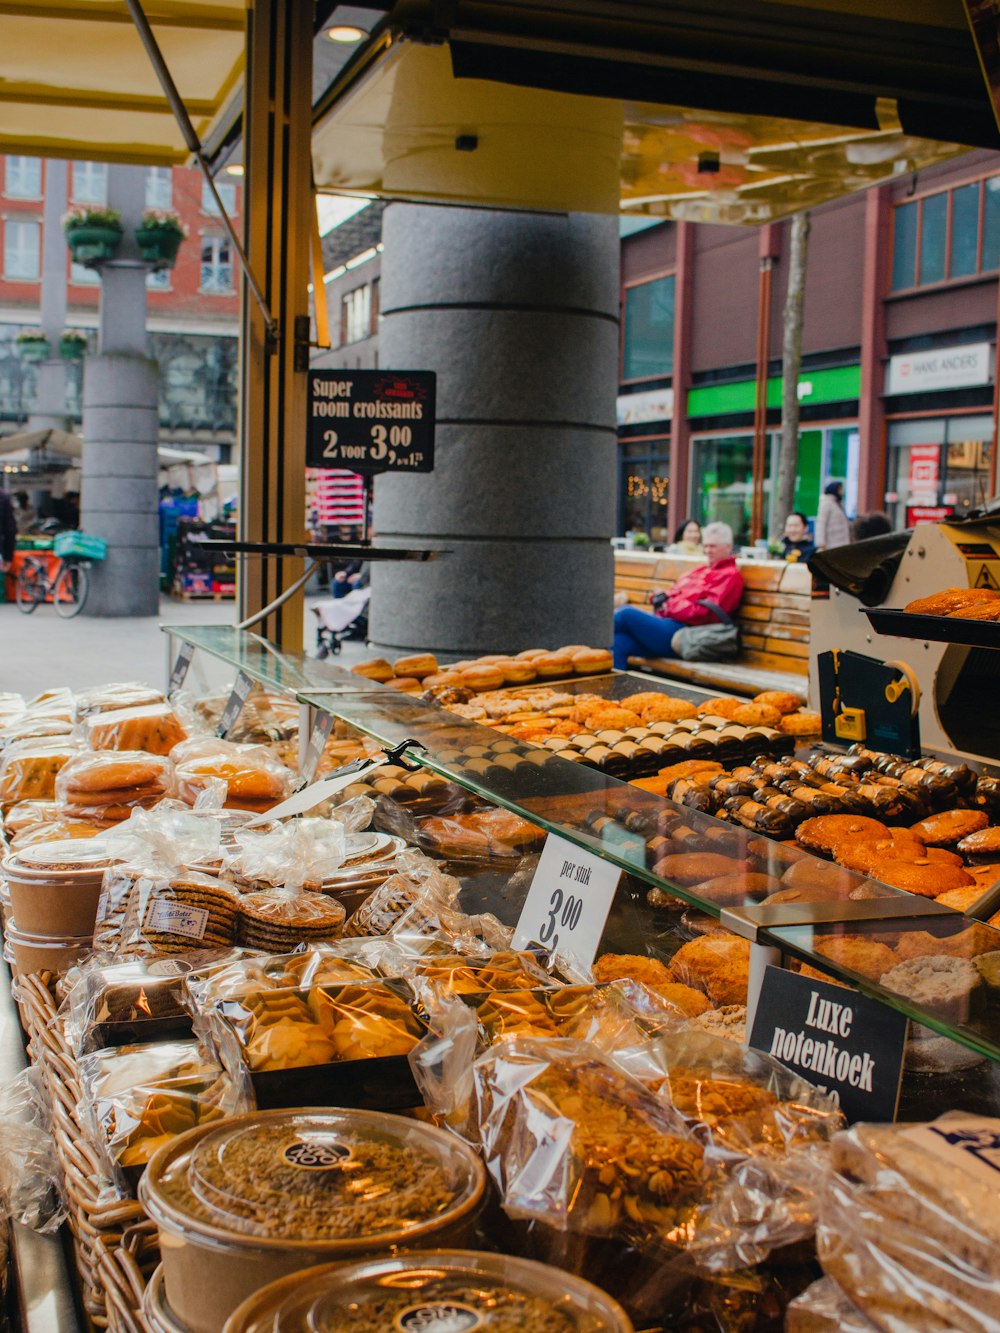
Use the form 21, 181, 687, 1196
613, 605, 684, 669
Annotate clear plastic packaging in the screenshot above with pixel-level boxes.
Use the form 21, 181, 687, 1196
77, 1038, 248, 1190
74, 682, 165, 719
223, 818, 347, 891
95, 865, 238, 958
182, 943, 386, 1007
84, 702, 187, 756
0, 1068, 66, 1234
2, 799, 61, 837
55, 750, 174, 820
0, 738, 81, 809
139, 1107, 486, 1333
787, 1278, 878, 1332
171, 737, 296, 813
384, 803, 545, 863
815, 1115, 1000, 1332
222, 1248, 635, 1333
235, 887, 346, 951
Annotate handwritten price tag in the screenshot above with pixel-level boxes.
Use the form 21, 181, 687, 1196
512, 833, 621, 967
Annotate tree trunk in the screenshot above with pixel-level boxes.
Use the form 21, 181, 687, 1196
775, 210, 810, 536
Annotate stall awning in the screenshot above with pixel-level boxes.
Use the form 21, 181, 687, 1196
0, 0, 247, 165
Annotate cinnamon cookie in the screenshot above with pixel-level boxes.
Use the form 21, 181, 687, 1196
910, 810, 988, 846
796, 814, 888, 855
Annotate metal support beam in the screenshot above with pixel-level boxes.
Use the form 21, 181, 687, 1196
239, 0, 314, 648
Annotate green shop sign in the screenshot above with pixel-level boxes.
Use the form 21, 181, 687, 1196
687, 365, 861, 418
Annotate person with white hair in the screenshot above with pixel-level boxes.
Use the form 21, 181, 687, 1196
613, 520, 744, 669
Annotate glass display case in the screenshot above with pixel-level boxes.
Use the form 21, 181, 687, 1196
164, 624, 1000, 1105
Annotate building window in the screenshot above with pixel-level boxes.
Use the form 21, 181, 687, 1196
341, 285, 372, 344
4, 220, 40, 280
70, 261, 101, 287
621, 274, 675, 381
146, 167, 172, 209
891, 175, 1000, 290
885, 414, 994, 529
201, 180, 236, 215
72, 161, 107, 204
5, 157, 42, 199
200, 236, 233, 293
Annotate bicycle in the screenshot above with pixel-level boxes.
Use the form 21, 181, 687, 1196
14, 531, 107, 618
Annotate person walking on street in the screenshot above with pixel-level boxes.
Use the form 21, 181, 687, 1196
815, 480, 850, 550
612, 521, 743, 669
0, 485, 17, 573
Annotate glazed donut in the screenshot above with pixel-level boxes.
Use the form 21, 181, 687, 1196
392, 653, 438, 679
352, 658, 395, 682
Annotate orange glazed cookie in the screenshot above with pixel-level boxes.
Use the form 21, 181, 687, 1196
812, 935, 898, 981
904, 588, 1000, 615
910, 810, 989, 846
796, 814, 888, 855
779, 711, 823, 736
752, 691, 802, 716
834, 838, 961, 874
875, 857, 973, 898
958, 827, 1000, 858
652, 852, 747, 885
693, 873, 780, 905
696, 697, 744, 720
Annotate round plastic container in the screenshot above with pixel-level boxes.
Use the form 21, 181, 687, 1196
223, 1250, 635, 1332
3, 921, 92, 976
139, 1108, 486, 1333
2, 839, 113, 936
143, 1266, 193, 1333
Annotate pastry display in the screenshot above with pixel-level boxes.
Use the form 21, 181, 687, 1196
55, 751, 173, 820
592, 953, 711, 1015
669, 936, 751, 1007
904, 587, 1000, 616
236, 889, 346, 951
85, 703, 187, 756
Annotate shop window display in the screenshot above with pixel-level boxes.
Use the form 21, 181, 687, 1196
886, 414, 994, 529
618, 437, 670, 541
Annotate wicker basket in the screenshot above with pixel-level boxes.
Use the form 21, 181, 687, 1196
18, 972, 156, 1329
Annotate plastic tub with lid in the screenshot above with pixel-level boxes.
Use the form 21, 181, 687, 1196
3, 922, 92, 976
223, 1249, 634, 1332
2, 839, 113, 936
142, 1267, 192, 1333
139, 1107, 486, 1333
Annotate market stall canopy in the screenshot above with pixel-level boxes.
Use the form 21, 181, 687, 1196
0, 0, 247, 165
0, 428, 208, 464
311, 0, 1000, 222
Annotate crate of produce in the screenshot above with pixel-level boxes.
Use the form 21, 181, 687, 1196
54, 530, 108, 561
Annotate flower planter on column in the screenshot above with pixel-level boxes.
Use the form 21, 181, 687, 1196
135, 226, 183, 269
63, 207, 123, 268
59, 333, 88, 362
14, 336, 50, 363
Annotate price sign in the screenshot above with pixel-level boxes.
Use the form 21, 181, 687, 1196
512, 833, 622, 966
169, 641, 195, 694
307, 370, 435, 474
215, 671, 255, 739
748, 966, 906, 1123
300, 711, 333, 784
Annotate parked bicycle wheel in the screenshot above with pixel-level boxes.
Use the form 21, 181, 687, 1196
15, 563, 44, 614
54, 561, 89, 618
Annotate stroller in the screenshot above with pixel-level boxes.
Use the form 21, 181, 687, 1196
312, 586, 370, 657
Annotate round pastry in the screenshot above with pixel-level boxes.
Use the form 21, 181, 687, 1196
881, 954, 982, 1022
834, 836, 960, 874
572, 648, 613, 674
421, 671, 465, 691
532, 652, 573, 678
62, 755, 167, 794
732, 702, 783, 727
873, 857, 974, 897
947, 601, 1000, 621
669, 935, 751, 1007
499, 661, 537, 684
351, 658, 395, 682
780, 858, 867, 899
460, 666, 506, 692
752, 690, 802, 716
641, 697, 698, 724
385, 677, 422, 693
652, 852, 747, 885
558, 644, 590, 656
811, 935, 898, 981
392, 653, 438, 679
905, 588, 1000, 615
694, 872, 780, 905
514, 648, 546, 660
696, 697, 744, 720
779, 711, 823, 736
592, 952, 714, 1016
957, 826, 1000, 858
935, 885, 987, 913
621, 692, 674, 713
747, 838, 807, 872
910, 810, 989, 846
796, 814, 888, 855
967, 863, 1000, 893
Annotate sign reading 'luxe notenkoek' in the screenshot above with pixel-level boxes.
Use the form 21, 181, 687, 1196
748, 965, 907, 1123
307, 370, 436, 473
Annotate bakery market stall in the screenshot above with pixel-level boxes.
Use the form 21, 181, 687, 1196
3, 632, 1000, 1328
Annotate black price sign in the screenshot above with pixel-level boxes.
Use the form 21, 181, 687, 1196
749, 965, 906, 1124
216, 671, 254, 739
307, 370, 435, 474
169, 642, 195, 694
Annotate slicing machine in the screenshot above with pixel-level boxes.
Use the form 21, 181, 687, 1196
809, 517, 1000, 765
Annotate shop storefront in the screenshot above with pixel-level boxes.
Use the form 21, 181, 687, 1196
616, 385, 673, 540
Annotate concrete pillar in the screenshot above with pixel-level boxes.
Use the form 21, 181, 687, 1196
370, 204, 618, 657
81, 164, 160, 616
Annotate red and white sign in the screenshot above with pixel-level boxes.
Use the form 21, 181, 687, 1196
906, 505, 953, 526
908, 444, 940, 496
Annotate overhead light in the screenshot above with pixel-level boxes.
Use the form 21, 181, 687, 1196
327, 24, 365, 42
225, 164, 244, 177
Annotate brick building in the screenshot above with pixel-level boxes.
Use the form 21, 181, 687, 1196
0, 156, 242, 461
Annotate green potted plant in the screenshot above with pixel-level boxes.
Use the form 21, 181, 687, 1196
14, 330, 50, 363
59, 330, 88, 361
63, 205, 123, 266
135, 209, 188, 269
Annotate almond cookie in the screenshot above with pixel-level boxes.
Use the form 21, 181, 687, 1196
957, 826, 1000, 858
652, 852, 748, 885
910, 810, 988, 846
796, 814, 888, 855
875, 858, 973, 898
693, 872, 780, 905
835, 837, 961, 874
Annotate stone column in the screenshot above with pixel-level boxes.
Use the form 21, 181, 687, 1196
370, 204, 618, 656
81, 164, 160, 616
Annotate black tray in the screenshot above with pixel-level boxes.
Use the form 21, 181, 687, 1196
864, 607, 1000, 648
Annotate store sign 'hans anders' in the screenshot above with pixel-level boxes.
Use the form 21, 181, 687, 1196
307, 370, 436, 473
886, 343, 993, 396
748, 965, 906, 1123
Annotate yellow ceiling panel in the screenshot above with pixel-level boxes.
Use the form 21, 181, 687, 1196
0, 0, 245, 163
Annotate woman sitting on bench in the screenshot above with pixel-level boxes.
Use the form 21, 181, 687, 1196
612, 521, 744, 670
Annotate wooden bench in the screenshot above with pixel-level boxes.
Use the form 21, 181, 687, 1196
614, 550, 811, 699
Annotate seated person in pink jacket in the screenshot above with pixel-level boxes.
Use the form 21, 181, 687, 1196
613, 521, 744, 669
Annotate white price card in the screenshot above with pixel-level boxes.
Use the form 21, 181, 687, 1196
512, 833, 622, 967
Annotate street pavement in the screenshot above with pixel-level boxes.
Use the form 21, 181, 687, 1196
0, 594, 369, 699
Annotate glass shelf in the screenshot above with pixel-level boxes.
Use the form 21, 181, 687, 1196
166, 624, 1000, 1072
